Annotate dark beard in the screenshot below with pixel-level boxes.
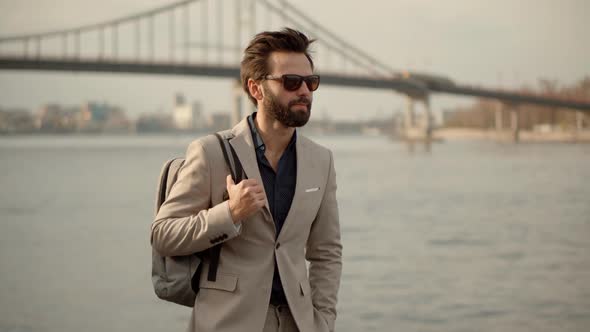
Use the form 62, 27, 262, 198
263, 89, 311, 128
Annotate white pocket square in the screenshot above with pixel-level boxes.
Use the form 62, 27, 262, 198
305, 187, 320, 193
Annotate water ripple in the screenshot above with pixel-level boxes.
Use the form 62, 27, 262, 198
428, 238, 493, 247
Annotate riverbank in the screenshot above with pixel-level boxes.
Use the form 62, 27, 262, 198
435, 128, 590, 143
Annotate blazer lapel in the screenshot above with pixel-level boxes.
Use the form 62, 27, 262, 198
278, 134, 322, 241
228, 118, 273, 222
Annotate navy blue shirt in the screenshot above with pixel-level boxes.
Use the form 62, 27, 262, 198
247, 113, 296, 305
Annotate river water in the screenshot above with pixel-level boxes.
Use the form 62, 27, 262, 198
0, 135, 589, 332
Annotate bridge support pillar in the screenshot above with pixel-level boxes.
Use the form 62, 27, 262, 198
574, 111, 584, 142
403, 96, 416, 151
495, 101, 504, 131
232, 80, 243, 126
510, 106, 520, 143
423, 97, 433, 152
402, 95, 433, 151
404, 96, 415, 130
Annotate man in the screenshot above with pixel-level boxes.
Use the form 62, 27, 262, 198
151, 28, 342, 332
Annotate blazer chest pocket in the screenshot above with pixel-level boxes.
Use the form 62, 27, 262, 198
300, 189, 323, 221
199, 272, 238, 292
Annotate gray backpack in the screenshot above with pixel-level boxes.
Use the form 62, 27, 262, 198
151, 131, 243, 307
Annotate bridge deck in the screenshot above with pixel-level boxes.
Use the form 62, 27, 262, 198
1, 57, 589, 112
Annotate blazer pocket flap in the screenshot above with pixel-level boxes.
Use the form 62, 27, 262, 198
200, 273, 238, 292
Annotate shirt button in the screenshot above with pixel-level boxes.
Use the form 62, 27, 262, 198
275, 242, 281, 249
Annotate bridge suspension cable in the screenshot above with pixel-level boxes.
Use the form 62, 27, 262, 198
0, 0, 588, 112
258, 0, 400, 78
0, 0, 196, 42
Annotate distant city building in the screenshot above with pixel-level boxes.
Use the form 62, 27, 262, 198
207, 112, 231, 132
77, 102, 131, 133
173, 93, 204, 131
32, 102, 130, 133
136, 112, 174, 133
35, 104, 78, 132
0, 108, 35, 134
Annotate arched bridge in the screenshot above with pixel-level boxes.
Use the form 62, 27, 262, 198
1, 0, 588, 112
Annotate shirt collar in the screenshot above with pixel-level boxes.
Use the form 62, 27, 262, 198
247, 112, 297, 153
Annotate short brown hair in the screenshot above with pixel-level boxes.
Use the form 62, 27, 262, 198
240, 28, 315, 105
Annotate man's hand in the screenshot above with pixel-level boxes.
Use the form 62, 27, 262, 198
226, 175, 266, 223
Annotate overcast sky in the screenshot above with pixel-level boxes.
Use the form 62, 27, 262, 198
0, 0, 588, 120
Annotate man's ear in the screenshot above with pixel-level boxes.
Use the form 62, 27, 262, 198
248, 78, 264, 102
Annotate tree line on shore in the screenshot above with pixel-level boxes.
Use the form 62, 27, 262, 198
444, 77, 589, 130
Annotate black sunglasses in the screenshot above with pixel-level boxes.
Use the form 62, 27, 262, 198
264, 74, 320, 92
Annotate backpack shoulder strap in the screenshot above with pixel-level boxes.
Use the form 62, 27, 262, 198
155, 157, 185, 216
214, 131, 245, 183
207, 132, 246, 283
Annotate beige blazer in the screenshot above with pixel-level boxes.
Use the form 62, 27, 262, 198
151, 118, 342, 332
